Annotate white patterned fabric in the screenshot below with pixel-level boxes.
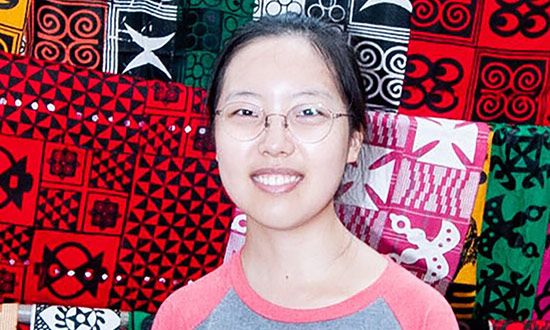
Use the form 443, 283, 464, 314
30, 304, 120, 330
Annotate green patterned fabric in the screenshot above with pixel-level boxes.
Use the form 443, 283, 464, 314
175, 0, 255, 88
128, 311, 155, 330
475, 124, 550, 320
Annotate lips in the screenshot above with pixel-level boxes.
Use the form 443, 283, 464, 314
250, 168, 304, 194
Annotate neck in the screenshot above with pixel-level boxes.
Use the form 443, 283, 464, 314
241, 203, 354, 284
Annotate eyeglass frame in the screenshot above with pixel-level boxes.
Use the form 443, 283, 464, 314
214, 102, 352, 143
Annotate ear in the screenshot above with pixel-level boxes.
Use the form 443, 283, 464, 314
346, 130, 364, 163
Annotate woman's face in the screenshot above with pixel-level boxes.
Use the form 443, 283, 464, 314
214, 35, 363, 231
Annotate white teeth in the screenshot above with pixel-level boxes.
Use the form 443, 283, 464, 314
253, 175, 301, 186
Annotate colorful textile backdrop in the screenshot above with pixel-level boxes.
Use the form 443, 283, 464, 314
0, 0, 549, 324
335, 111, 490, 293
177, 0, 255, 88
398, 0, 550, 126
475, 124, 550, 320
0, 50, 234, 312
29, 0, 255, 89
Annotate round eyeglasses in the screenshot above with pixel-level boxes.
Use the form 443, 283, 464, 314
214, 102, 351, 143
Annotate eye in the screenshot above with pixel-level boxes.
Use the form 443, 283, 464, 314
297, 107, 322, 117
233, 108, 259, 117
291, 105, 331, 126
293, 105, 331, 119
225, 104, 261, 119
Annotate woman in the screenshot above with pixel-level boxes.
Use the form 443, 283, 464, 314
153, 15, 458, 329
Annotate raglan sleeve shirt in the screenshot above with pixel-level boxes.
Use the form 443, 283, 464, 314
153, 251, 459, 330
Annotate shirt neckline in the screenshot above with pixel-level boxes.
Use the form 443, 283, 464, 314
230, 249, 392, 323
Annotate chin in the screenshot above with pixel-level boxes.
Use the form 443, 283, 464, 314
250, 216, 307, 232
247, 201, 333, 232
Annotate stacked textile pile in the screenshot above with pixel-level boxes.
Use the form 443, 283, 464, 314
0, 0, 549, 328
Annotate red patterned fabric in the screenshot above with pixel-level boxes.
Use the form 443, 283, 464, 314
0, 50, 234, 312
398, 0, 550, 126
30, 0, 107, 70
492, 319, 550, 330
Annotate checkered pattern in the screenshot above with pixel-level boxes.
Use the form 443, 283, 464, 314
0, 224, 33, 262
110, 155, 233, 312
139, 116, 185, 156
36, 188, 81, 231
90, 150, 136, 193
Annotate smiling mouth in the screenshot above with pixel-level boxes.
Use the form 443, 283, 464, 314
252, 174, 301, 186
250, 173, 304, 194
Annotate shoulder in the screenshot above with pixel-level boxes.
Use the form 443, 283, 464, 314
152, 259, 234, 330
377, 257, 459, 330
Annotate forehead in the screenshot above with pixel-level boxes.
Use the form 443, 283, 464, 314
219, 35, 341, 103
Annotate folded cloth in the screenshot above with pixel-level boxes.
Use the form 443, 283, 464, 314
335, 111, 490, 293
475, 124, 550, 320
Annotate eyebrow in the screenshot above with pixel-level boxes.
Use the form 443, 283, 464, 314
292, 89, 333, 99
224, 89, 334, 101
224, 90, 260, 101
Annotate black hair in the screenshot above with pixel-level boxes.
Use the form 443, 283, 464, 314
206, 14, 367, 137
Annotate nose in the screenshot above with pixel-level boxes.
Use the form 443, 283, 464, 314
257, 114, 295, 157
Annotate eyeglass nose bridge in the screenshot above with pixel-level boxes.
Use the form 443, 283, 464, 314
263, 113, 289, 130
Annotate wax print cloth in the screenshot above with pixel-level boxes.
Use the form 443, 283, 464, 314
446, 131, 494, 319
176, 0, 254, 88
254, 0, 411, 112
533, 227, 550, 320
475, 124, 550, 320
0, 50, 234, 312
0, 0, 30, 55
492, 320, 550, 330
398, 0, 550, 126
334, 111, 490, 293
29, 0, 255, 88
29, 304, 120, 330
30, 0, 180, 81
103, 0, 180, 81
30, 0, 107, 71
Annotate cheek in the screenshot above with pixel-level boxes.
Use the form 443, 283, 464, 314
305, 141, 348, 178
215, 140, 250, 195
